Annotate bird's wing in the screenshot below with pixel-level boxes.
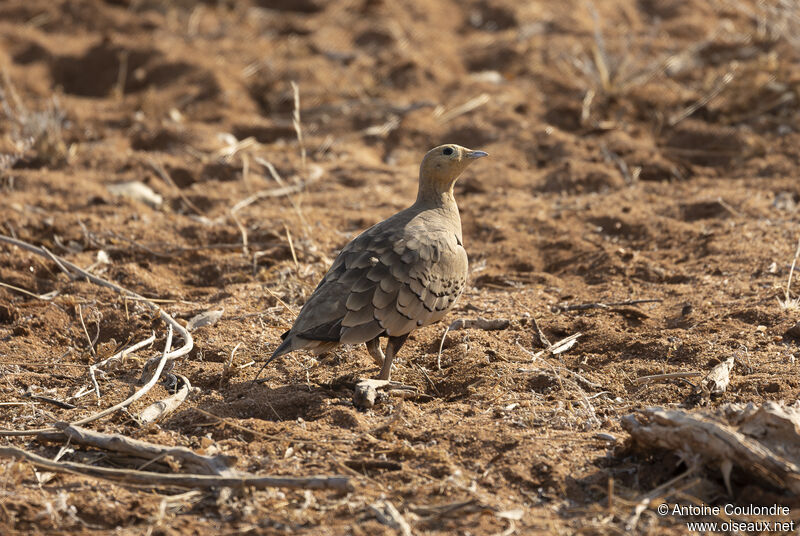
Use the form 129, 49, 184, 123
288, 214, 468, 345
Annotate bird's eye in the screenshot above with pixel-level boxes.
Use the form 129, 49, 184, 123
442, 147, 454, 155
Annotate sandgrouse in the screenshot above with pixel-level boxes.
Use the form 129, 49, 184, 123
263, 144, 487, 381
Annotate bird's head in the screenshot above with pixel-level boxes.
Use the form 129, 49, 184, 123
418, 144, 488, 195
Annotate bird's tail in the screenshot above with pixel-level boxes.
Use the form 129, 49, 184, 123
252, 332, 294, 385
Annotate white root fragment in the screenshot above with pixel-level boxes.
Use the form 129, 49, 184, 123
140, 374, 193, 424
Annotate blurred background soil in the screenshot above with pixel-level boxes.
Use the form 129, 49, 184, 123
1, 0, 800, 533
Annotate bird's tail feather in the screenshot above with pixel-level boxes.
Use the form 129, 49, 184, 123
252, 336, 295, 384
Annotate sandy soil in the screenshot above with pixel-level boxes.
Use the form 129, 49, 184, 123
1, 0, 800, 534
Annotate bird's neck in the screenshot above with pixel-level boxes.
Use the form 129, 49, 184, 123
415, 179, 458, 211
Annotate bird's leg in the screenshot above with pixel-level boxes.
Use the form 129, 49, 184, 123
365, 337, 385, 367
378, 334, 409, 381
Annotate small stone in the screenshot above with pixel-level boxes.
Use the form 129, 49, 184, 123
107, 180, 163, 208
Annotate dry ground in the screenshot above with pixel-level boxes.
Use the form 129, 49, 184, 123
1, 0, 800, 534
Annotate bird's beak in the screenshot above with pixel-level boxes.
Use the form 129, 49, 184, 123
465, 150, 489, 159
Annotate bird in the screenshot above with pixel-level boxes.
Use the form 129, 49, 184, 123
258, 144, 488, 382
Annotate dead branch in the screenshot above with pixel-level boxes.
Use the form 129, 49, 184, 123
38, 423, 234, 476
0, 234, 193, 436
0, 445, 353, 491
622, 405, 800, 494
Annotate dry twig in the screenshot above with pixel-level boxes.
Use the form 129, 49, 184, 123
369, 500, 412, 536
437, 317, 510, 370
0, 445, 353, 491
89, 333, 156, 399
148, 159, 203, 215
38, 423, 235, 476
72, 325, 173, 427
634, 371, 702, 385
552, 299, 662, 313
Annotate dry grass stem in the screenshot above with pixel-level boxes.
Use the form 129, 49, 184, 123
148, 159, 204, 215
668, 69, 737, 126
229, 209, 249, 256
635, 371, 702, 385
285, 225, 299, 270
77, 304, 97, 357
779, 236, 800, 309
437, 93, 490, 123
291, 81, 307, 181
0, 280, 58, 300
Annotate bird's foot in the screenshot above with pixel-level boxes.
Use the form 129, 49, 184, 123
353, 379, 417, 409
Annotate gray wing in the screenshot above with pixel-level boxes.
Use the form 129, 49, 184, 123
288, 218, 468, 345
